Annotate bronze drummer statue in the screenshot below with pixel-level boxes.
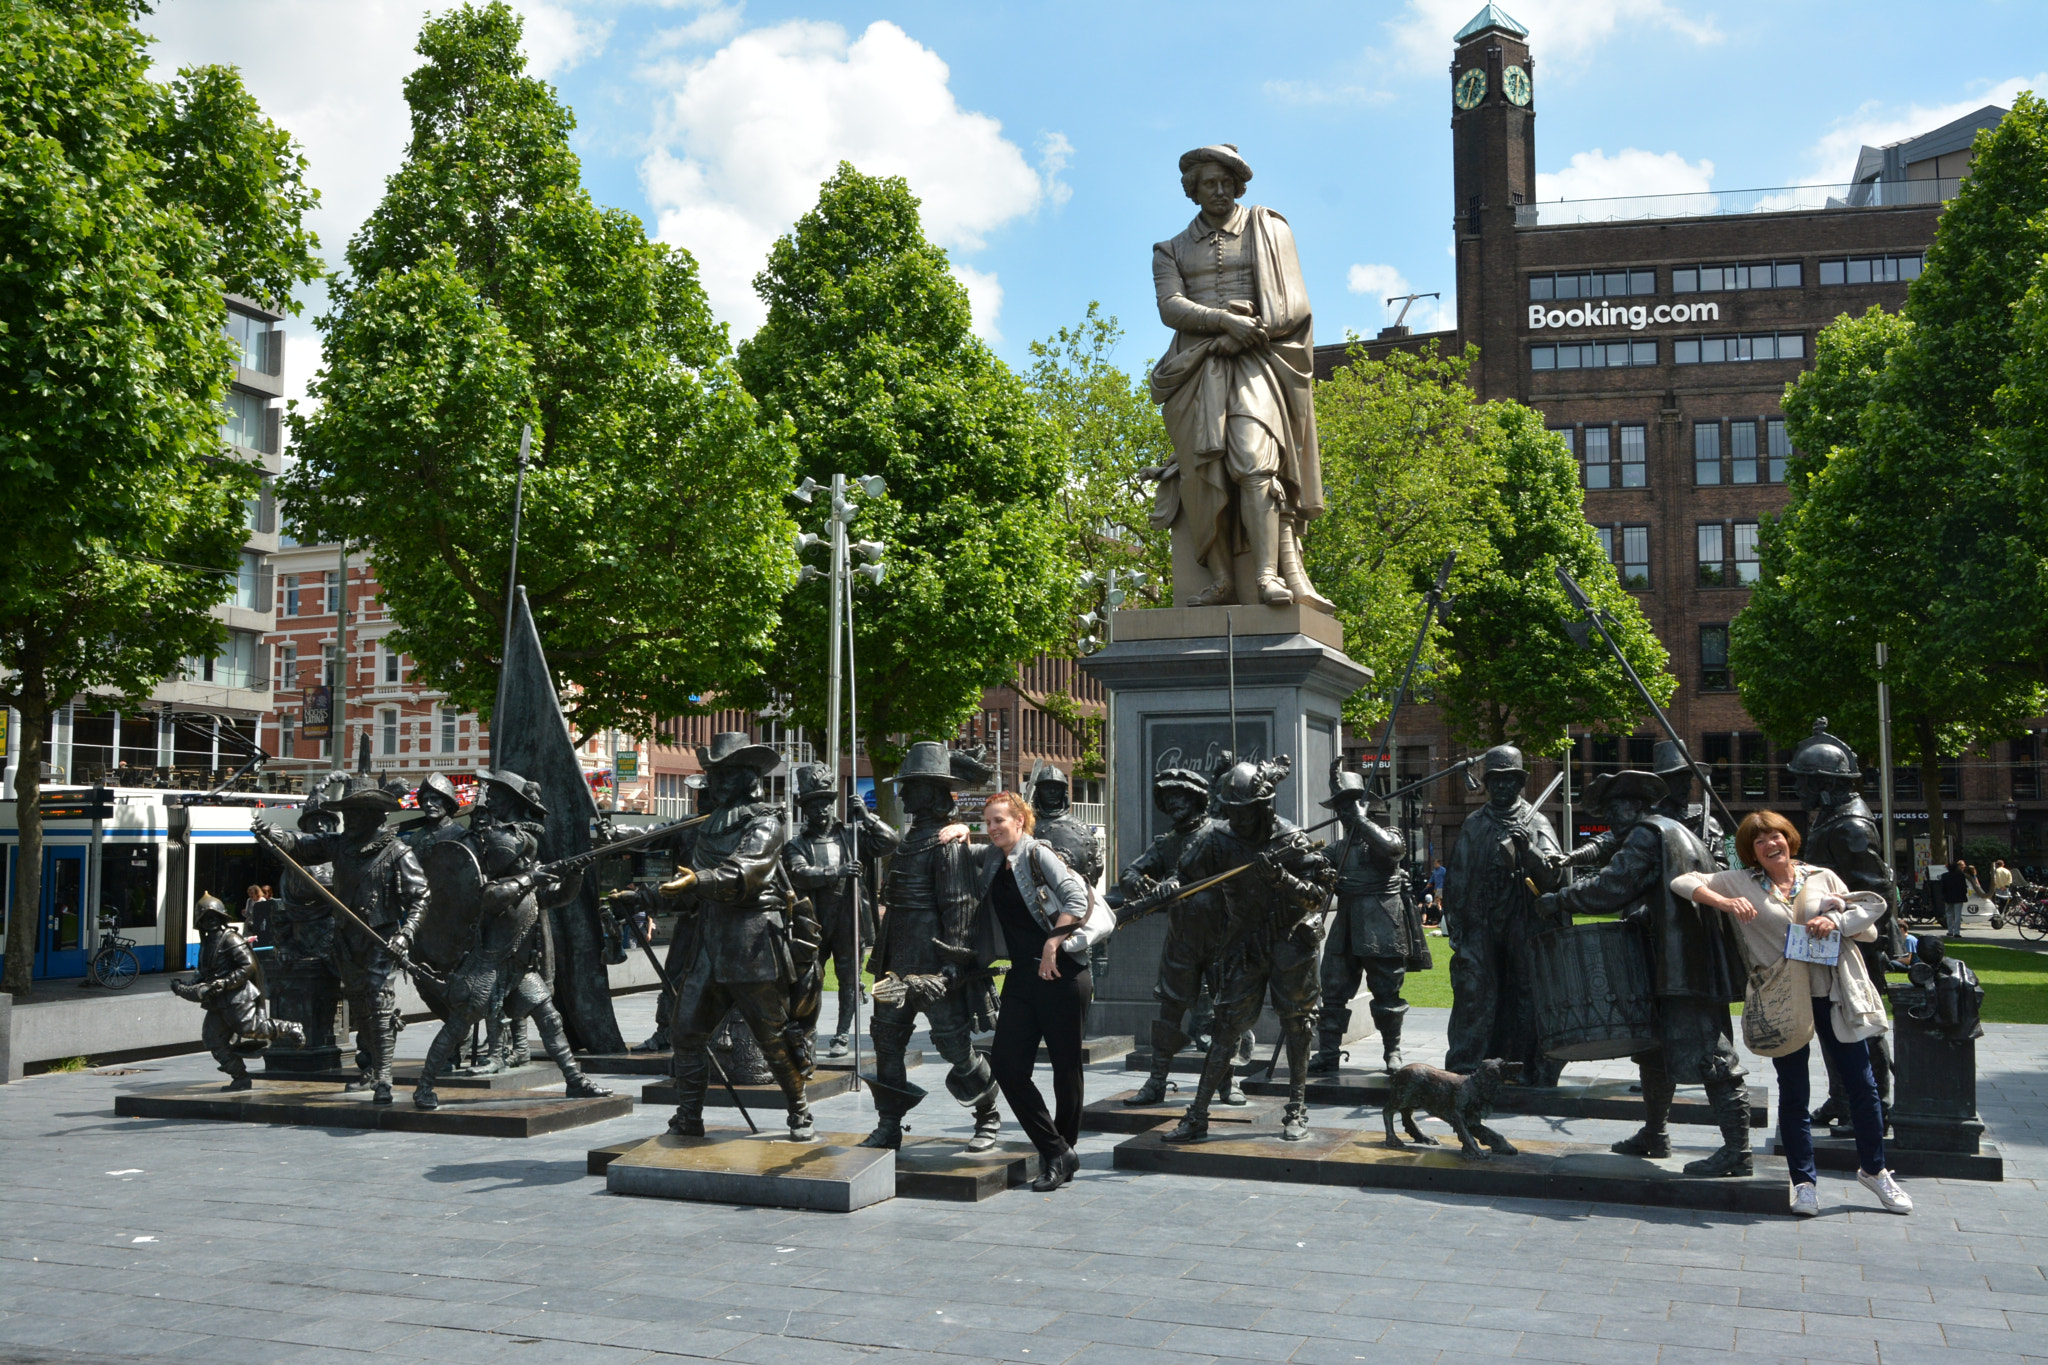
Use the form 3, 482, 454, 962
1538, 771, 1749, 1175
1312, 762, 1431, 1074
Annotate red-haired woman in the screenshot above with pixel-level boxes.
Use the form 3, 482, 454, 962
1672, 810, 1910, 1218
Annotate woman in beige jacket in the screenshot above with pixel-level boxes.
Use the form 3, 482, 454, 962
1671, 810, 1911, 1218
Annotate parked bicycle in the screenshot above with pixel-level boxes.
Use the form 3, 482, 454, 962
2004, 889, 2048, 942
87, 916, 140, 990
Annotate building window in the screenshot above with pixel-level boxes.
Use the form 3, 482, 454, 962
233, 550, 263, 610
1819, 254, 1923, 285
1739, 733, 1770, 799
1528, 269, 1656, 301
1674, 333, 1807, 364
282, 573, 299, 616
193, 630, 263, 691
1894, 765, 1922, 801
382, 644, 400, 685
221, 389, 268, 452
277, 643, 297, 691
1620, 425, 1646, 487
1731, 421, 1758, 484
441, 707, 458, 754
1766, 419, 1791, 482
1693, 421, 1722, 485
1595, 527, 1614, 566
381, 708, 398, 756
278, 712, 294, 760
1697, 524, 1726, 586
1702, 733, 1734, 795
1733, 522, 1761, 584
223, 309, 278, 373
1621, 525, 1649, 589
1700, 625, 1732, 691
325, 572, 342, 615
1530, 339, 1658, 370
1583, 426, 1612, 489
2015, 733, 2041, 800
1673, 261, 1803, 292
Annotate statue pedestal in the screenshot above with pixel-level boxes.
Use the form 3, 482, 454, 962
1889, 1008, 1986, 1156
261, 955, 343, 1075
1078, 604, 1371, 1042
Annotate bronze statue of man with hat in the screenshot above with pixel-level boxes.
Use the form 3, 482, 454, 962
1789, 717, 1903, 1128
1116, 763, 1249, 1108
1162, 755, 1336, 1144
1148, 143, 1331, 610
782, 761, 898, 1059
254, 776, 430, 1104
174, 892, 305, 1089
1537, 772, 1750, 1175
650, 732, 817, 1141
1312, 760, 1433, 1075
410, 769, 614, 1110
1442, 744, 1568, 1084
861, 740, 1004, 1152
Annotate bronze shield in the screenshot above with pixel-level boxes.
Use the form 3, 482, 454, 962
417, 838, 488, 972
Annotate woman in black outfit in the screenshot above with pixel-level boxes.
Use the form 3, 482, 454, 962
980, 791, 1094, 1191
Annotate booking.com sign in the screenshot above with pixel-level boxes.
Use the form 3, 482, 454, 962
1529, 301, 1721, 332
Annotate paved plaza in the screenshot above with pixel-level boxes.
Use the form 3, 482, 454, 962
2, 990, 2043, 1365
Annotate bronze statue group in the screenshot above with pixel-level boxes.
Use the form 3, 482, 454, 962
173, 716, 1934, 1208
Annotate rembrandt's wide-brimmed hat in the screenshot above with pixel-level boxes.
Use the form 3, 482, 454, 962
1603, 770, 1670, 808
477, 768, 548, 817
697, 731, 780, 774
1179, 143, 1253, 184
328, 777, 405, 813
888, 741, 995, 788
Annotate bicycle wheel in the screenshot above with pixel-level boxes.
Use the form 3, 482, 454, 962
2019, 908, 2046, 942
96, 947, 140, 990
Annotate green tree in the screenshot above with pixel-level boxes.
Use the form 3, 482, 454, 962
1305, 341, 1502, 735
1731, 95, 2048, 862
283, 2, 795, 740
1018, 303, 1174, 774
0, 0, 320, 997
738, 164, 1070, 794
1431, 403, 1674, 753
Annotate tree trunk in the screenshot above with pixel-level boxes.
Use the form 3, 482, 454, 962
1914, 715, 1949, 866
5, 694, 47, 1000
870, 752, 903, 830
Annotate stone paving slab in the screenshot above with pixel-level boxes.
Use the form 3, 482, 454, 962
113, 1078, 632, 1136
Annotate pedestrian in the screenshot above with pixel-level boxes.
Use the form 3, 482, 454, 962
1939, 859, 1968, 939
978, 790, 1095, 1190
1674, 810, 1911, 1218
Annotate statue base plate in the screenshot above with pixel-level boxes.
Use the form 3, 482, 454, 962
277, 1061, 563, 1092
604, 1130, 894, 1212
1771, 1136, 2003, 1181
1082, 1089, 1283, 1135
1224, 1068, 1768, 1126
639, 1070, 855, 1108
114, 1079, 632, 1138
1113, 1125, 1789, 1214
581, 1046, 922, 1075
895, 1136, 1041, 1200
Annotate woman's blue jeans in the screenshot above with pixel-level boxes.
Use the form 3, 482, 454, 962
1773, 998, 1887, 1183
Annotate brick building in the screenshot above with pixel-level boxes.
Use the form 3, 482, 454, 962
1320, 6, 2042, 875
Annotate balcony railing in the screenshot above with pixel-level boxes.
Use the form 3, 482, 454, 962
1515, 177, 1963, 227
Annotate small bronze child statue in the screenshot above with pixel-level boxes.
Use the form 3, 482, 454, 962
174, 892, 305, 1090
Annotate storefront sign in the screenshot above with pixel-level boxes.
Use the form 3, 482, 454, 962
1528, 301, 1720, 332
614, 751, 638, 780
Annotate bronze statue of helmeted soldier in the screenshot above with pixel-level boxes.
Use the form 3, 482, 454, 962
655, 732, 817, 1141
174, 892, 305, 1089
410, 769, 614, 1110
1443, 745, 1568, 1086
254, 776, 429, 1104
783, 761, 896, 1059
406, 771, 526, 1073
1312, 761, 1432, 1074
1789, 718, 1904, 1129
1537, 770, 1752, 1176
1116, 764, 1248, 1108
861, 741, 1004, 1152
1163, 756, 1335, 1143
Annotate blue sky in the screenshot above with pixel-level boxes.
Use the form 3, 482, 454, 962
147, 0, 2047, 394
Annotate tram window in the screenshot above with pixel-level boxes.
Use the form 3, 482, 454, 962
192, 844, 266, 923
101, 845, 159, 929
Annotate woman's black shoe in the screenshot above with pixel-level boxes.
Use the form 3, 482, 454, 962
1032, 1146, 1080, 1192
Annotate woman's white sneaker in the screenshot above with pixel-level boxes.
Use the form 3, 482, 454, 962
1856, 1168, 1913, 1214
1790, 1183, 1821, 1217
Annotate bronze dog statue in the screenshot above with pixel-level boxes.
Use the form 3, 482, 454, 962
1383, 1057, 1519, 1158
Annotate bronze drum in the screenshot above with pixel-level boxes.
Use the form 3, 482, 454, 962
1530, 920, 1659, 1061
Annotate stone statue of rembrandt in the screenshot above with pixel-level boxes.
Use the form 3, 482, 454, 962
1150, 144, 1331, 611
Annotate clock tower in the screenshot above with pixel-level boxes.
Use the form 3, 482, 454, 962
1450, 4, 1536, 399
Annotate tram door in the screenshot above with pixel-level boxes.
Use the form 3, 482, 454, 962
36, 846, 89, 979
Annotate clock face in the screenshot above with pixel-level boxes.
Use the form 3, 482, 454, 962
1453, 67, 1487, 110
1503, 64, 1532, 106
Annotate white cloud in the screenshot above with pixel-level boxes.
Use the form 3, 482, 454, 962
1794, 76, 2045, 185
950, 265, 1005, 343
1536, 147, 1714, 202
1038, 132, 1075, 209
1346, 263, 1456, 333
1385, 0, 1720, 72
652, 3, 746, 51
638, 20, 1053, 338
